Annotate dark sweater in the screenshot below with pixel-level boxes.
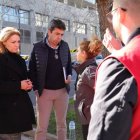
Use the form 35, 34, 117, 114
45, 47, 65, 89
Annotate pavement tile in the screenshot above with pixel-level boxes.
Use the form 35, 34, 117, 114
22, 129, 58, 140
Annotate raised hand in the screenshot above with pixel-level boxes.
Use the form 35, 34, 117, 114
103, 28, 122, 53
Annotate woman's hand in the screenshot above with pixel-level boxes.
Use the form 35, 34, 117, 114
21, 79, 33, 91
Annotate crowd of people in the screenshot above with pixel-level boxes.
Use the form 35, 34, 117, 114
0, 0, 140, 140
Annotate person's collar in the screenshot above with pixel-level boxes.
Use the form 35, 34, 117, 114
46, 38, 59, 49
127, 28, 140, 44
46, 39, 59, 49
76, 58, 97, 74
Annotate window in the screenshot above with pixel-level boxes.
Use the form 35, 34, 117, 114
36, 32, 44, 41
2, 6, 29, 25
35, 13, 48, 28
0, 5, 2, 13
84, 0, 96, 4
90, 26, 97, 34
61, 19, 70, 31
3, 6, 17, 23
20, 29, 31, 43
19, 9, 29, 24
73, 22, 86, 34
56, 0, 68, 4
68, 0, 75, 6
0, 6, 2, 21
64, 0, 68, 4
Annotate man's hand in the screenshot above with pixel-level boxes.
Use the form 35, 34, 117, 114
65, 75, 71, 84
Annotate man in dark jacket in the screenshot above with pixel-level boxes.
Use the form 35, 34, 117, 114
29, 19, 72, 140
88, 0, 140, 140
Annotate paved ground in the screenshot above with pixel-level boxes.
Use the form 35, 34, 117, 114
21, 129, 58, 140
21, 135, 33, 140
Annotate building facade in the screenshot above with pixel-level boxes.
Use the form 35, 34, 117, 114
0, 0, 100, 57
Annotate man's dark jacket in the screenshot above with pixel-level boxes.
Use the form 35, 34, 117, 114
29, 37, 72, 96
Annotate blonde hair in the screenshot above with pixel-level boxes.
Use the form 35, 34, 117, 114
0, 27, 20, 53
79, 36, 102, 59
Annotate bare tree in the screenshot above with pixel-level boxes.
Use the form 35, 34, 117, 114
96, 0, 113, 57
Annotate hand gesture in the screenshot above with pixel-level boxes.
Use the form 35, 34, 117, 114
103, 28, 122, 53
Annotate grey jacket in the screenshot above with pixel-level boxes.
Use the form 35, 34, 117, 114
74, 58, 97, 124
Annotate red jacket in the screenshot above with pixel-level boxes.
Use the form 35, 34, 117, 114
111, 35, 140, 140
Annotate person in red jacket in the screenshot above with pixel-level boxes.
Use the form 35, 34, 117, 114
88, 0, 140, 140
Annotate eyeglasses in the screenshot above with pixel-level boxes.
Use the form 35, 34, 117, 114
106, 8, 127, 23
54, 49, 59, 59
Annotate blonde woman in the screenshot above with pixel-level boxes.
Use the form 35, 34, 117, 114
0, 27, 35, 140
74, 37, 102, 140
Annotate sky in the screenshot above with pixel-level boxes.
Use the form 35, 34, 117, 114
85, 0, 96, 4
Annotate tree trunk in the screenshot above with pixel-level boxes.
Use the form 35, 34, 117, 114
97, 0, 113, 57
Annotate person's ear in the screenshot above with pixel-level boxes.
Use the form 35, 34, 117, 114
82, 50, 86, 56
3, 41, 6, 46
82, 50, 87, 59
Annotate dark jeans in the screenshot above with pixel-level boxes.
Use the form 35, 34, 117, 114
82, 124, 89, 140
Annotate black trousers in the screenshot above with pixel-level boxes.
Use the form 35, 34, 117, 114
82, 124, 89, 140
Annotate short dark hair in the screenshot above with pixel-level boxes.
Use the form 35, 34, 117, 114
48, 19, 66, 32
